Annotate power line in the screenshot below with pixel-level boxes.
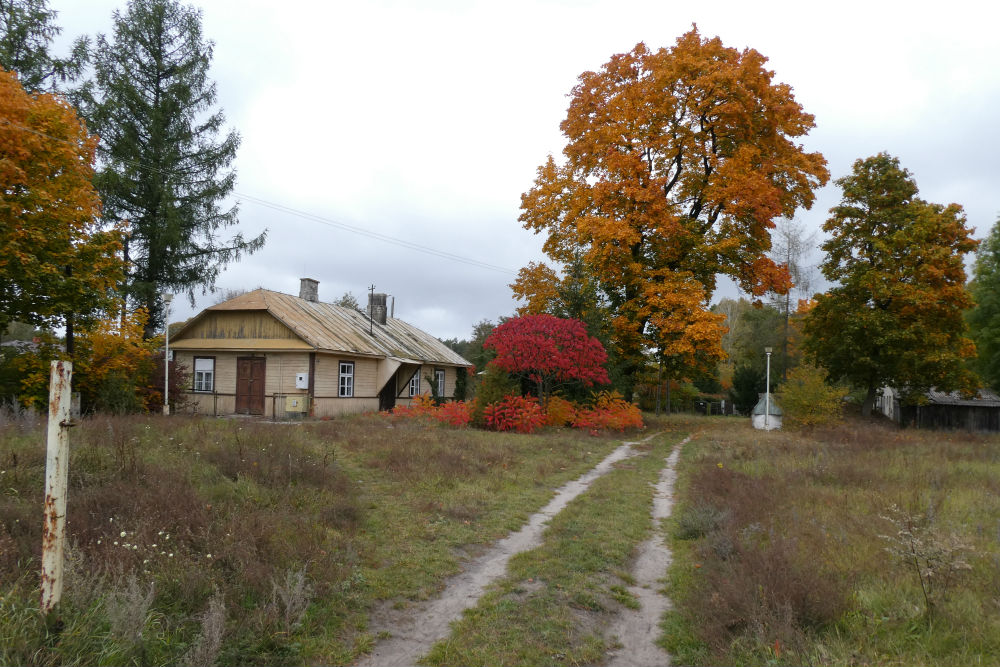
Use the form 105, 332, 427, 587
1, 117, 520, 276
233, 192, 518, 275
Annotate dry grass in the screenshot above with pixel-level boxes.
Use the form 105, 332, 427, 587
0, 411, 627, 665
662, 414, 1000, 666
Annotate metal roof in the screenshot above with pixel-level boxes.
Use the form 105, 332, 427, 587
751, 395, 783, 416
174, 288, 472, 367
925, 388, 1000, 407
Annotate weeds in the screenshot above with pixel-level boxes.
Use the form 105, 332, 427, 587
879, 503, 975, 615
0, 412, 624, 665
181, 590, 226, 667
662, 415, 1000, 666
105, 574, 155, 647
269, 568, 314, 632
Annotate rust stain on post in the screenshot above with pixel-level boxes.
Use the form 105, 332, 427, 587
41, 360, 72, 614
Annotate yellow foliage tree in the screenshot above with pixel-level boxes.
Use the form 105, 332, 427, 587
514, 27, 829, 396
0, 68, 124, 345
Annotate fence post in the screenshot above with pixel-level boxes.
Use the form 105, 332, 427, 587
41, 360, 73, 614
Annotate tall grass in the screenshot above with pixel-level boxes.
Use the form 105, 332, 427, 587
662, 415, 1000, 666
0, 411, 625, 665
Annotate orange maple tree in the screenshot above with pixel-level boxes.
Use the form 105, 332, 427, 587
513, 27, 829, 394
0, 68, 124, 341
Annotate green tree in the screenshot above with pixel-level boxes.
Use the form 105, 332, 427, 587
803, 153, 978, 416
0, 0, 87, 93
776, 362, 843, 428
714, 297, 785, 376
83, 0, 264, 337
968, 216, 1000, 389
730, 364, 764, 416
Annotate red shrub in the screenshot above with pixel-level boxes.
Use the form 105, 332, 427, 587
483, 395, 546, 434
434, 400, 473, 427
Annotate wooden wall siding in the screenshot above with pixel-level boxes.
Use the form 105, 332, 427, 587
313, 397, 379, 418
263, 353, 310, 396
314, 355, 378, 398
900, 404, 1000, 431
180, 311, 301, 341
176, 350, 465, 416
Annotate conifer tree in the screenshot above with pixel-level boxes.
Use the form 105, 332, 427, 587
0, 0, 88, 93
84, 0, 264, 336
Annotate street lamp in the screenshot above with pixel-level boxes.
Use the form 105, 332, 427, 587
764, 346, 772, 429
163, 293, 173, 415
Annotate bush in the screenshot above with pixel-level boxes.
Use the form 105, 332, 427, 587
483, 395, 546, 433
544, 395, 576, 427
572, 391, 644, 432
469, 365, 519, 428
776, 362, 843, 428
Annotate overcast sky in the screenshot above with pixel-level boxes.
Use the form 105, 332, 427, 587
51, 0, 1000, 340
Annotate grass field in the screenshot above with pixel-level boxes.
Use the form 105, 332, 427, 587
662, 415, 1000, 666
4, 408, 999, 666
0, 409, 628, 666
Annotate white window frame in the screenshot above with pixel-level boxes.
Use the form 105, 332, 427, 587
193, 357, 214, 392
409, 371, 420, 397
435, 368, 445, 397
339, 361, 354, 397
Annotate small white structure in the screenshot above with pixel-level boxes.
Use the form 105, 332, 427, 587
751, 395, 782, 430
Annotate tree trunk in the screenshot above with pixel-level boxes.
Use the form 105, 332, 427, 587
666, 378, 672, 415
861, 383, 877, 417
782, 290, 790, 381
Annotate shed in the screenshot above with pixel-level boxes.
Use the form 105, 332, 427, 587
170, 279, 472, 418
751, 395, 782, 431
892, 388, 1000, 432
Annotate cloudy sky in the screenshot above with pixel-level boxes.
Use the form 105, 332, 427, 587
51, 0, 1000, 340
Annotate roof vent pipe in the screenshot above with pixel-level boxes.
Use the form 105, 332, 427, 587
299, 278, 319, 302
368, 292, 388, 325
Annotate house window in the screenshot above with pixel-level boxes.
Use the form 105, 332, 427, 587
409, 371, 420, 397
193, 357, 214, 392
339, 361, 354, 397
435, 368, 445, 397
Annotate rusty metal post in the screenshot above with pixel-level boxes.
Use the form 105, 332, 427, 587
41, 360, 73, 614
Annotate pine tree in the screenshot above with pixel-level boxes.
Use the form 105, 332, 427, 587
83, 0, 264, 336
0, 0, 88, 93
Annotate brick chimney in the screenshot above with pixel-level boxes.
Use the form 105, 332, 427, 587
368, 292, 387, 325
299, 278, 319, 302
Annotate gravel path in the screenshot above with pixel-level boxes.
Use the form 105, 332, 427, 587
354, 432, 663, 667
603, 436, 688, 667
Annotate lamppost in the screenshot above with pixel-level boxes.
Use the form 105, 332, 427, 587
764, 346, 772, 429
163, 293, 173, 415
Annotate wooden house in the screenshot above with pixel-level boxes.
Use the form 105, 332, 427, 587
878, 386, 1000, 431
170, 279, 472, 418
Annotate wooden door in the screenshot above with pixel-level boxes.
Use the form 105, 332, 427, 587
236, 357, 266, 415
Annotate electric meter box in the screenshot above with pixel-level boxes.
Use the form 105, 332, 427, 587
295, 372, 308, 389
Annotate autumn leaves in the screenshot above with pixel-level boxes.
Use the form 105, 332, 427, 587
514, 27, 830, 395
514, 27, 977, 404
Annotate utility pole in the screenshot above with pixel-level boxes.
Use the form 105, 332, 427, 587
163, 293, 173, 415
765, 346, 772, 429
